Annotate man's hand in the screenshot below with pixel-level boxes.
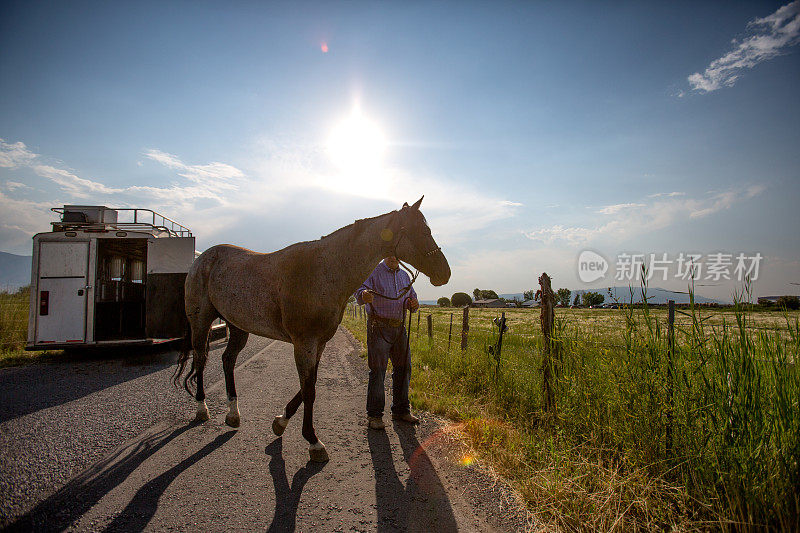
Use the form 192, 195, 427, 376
406, 297, 419, 312
361, 290, 374, 304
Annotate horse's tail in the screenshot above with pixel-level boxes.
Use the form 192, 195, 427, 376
173, 322, 197, 396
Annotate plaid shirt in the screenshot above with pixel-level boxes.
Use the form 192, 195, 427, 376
355, 260, 418, 320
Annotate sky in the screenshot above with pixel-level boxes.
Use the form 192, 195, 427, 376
1, 1, 798, 302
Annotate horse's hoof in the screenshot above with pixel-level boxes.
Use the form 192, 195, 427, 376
309, 441, 329, 463
225, 413, 240, 428
195, 401, 210, 422
272, 415, 288, 436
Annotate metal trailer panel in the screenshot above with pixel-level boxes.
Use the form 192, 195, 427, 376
34, 241, 89, 344
145, 237, 195, 339
147, 237, 195, 274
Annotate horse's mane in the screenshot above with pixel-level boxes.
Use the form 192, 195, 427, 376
318, 210, 394, 242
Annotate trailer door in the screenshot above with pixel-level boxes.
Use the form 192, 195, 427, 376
145, 237, 194, 338
36, 241, 89, 344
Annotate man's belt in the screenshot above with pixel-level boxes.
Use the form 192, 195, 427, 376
369, 315, 405, 328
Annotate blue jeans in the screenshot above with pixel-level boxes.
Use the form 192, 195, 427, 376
366, 319, 411, 418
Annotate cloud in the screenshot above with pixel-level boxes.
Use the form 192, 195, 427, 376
4, 181, 29, 192
143, 149, 243, 190
688, 1, 800, 93
597, 203, 646, 215
0, 139, 37, 168
0, 190, 54, 253
524, 185, 765, 246
648, 191, 685, 198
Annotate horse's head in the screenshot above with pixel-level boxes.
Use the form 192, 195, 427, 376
384, 196, 451, 287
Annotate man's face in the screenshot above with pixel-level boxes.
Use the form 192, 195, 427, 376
384, 256, 399, 270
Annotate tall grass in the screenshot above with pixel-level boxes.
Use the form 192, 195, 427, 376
341, 287, 799, 530
0, 287, 29, 352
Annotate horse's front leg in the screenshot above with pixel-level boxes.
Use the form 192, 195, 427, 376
272, 390, 302, 436
290, 339, 328, 462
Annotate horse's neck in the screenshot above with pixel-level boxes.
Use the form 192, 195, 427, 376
320, 212, 393, 304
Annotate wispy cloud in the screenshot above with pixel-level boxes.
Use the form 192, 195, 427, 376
688, 1, 800, 93
0, 137, 521, 253
0, 139, 37, 168
596, 203, 646, 215
143, 149, 243, 190
648, 191, 685, 198
4, 181, 29, 192
524, 185, 765, 246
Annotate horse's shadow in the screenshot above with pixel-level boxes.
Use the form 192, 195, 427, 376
368, 423, 459, 532
6, 420, 214, 532
102, 430, 236, 532
264, 438, 327, 533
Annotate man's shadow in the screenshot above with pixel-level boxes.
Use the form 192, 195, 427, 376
368, 424, 458, 532
264, 438, 327, 533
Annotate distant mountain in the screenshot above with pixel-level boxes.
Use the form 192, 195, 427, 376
0, 252, 31, 291
424, 287, 726, 306
572, 286, 726, 305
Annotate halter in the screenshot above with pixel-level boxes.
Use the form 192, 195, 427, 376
364, 226, 440, 301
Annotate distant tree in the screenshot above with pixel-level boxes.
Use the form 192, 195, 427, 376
556, 288, 571, 306
511, 297, 523, 308
573, 293, 580, 306
777, 295, 800, 310
437, 297, 451, 307
473, 289, 499, 300
452, 292, 472, 307
523, 289, 534, 301
582, 291, 605, 307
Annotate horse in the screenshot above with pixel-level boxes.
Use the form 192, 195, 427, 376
174, 196, 450, 462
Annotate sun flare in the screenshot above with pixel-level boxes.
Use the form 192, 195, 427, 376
326, 109, 387, 174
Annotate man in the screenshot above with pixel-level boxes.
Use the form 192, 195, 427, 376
354, 255, 420, 430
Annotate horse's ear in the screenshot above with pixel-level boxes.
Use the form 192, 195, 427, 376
402, 202, 409, 208
411, 195, 423, 210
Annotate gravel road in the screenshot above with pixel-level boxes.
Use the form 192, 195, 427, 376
1, 328, 531, 532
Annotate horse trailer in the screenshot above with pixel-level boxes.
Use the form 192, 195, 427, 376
26, 205, 196, 350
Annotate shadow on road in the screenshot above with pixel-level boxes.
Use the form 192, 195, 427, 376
264, 438, 327, 533
0, 345, 180, 423
6, 421, 200, 532
103, 430, 237, 532
368, 423, 459, 532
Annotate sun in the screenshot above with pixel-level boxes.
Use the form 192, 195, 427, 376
326, 108, 387, 174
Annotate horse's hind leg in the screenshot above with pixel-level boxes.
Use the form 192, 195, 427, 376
223, 324, 249, 428
189, 306, 217, 422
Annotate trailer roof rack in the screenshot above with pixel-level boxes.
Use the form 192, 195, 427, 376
51, 207, 192, 237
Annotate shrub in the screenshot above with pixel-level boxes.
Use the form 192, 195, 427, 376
451, 292, 472, 307
437, 297, 451, 307
776, 295, 800, 310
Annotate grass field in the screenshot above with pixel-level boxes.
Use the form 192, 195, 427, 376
342, 298, 799, 530
0, 288, 61, 367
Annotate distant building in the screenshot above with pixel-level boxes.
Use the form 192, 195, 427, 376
472, 298, 505, 308
522, 299, 539, 308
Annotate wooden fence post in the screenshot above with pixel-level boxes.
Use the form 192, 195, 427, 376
666, 299, 675, 457
447, 313, 453, 351
427, 314, 433, 341
461, 306, 469, 351
417, 311, 420, 337
539, 272, 556, 416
